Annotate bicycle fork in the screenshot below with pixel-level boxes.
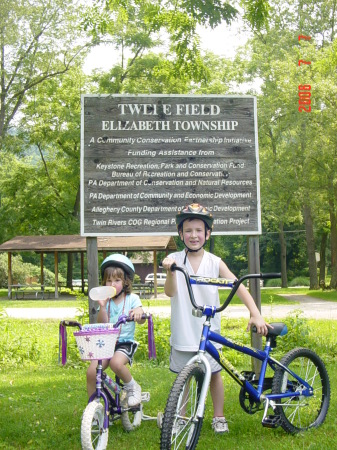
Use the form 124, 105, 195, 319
185, 353, 212, 419
89, 362, 111, 429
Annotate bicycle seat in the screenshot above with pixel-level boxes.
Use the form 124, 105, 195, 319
266, 322, 288, 337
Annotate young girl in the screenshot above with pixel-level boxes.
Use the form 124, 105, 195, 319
86, 254, 145, 407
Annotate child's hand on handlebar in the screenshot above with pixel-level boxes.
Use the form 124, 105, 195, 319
129, 307, 146, 324
162, 257, 176, 272
247, 316, 273, 336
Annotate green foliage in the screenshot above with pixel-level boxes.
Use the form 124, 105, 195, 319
289, 276, 310, 287
135, 316, 171, 363
274, 311, 310, 355
0, 253, 61, 288
0, 317, 57, 369
0, 0, 90, 142
264, 278, 282, 287
241, 0, 270, 30
133, 274, 141, 283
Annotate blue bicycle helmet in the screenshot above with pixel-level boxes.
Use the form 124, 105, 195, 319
100, 254, 135, 281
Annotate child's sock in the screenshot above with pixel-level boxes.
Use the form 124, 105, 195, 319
124, 377, 135, 388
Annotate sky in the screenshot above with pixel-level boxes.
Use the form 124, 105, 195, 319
83, 19, 250, 74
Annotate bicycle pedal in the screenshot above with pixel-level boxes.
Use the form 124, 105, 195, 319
141, 392, 150, 403
262, 415, 281, 428
241, 371, 256, 381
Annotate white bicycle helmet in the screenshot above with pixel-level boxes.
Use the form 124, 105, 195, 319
176, 203, 214, 231
100, 254, 135, 281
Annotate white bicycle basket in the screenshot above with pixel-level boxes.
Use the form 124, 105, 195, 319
74, 324, 119, 361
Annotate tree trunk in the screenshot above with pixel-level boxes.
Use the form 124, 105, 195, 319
303, 204, 318, 289
319, 231, 328, 288
278, 221, 288, 287
329, 206, 337, 289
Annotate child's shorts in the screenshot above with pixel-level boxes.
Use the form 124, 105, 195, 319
169, 347, 222, 374
115, 341, 138, 366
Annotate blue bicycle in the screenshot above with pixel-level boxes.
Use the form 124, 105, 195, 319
160, 265, 330, 449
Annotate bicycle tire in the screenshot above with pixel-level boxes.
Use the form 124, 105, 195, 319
160, 363, 205, 450
120, 390, 142, 431
81, 400, 109, 450
271, 347, 330, 433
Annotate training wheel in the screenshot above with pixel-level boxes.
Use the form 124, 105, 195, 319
157, 412, 164, 429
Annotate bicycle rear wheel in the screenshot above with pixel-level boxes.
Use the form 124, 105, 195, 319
272, 347, 330, 433
160, 363, 205, 450
81, 400, 109, 450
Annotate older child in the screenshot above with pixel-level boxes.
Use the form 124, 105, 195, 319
86, 254, 145, 407
162, 203, 271, 434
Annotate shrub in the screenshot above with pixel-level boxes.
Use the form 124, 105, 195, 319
264, 278, 282, 288
0, 253, 65, 287
289, 277, 310, 287
135, 316, 171, 364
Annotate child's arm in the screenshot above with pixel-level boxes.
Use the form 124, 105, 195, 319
219, 260, 271, 336
162, 257, 178, 297
96, 298, 109, 323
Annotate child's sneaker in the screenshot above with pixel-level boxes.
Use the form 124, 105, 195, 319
212, 416, 229, 434
125, 381, 142, 407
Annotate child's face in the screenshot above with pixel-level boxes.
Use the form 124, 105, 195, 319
180, 219, 210, 250
105, 273, 124, 296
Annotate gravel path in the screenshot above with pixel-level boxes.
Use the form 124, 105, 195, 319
5, 294, 337, 320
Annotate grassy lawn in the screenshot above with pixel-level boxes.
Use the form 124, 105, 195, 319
0, 317, 336, 449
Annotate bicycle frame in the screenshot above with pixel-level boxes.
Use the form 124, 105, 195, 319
173, 265, 314, 419
87, 313, 153, 428
88, 361, 125, 429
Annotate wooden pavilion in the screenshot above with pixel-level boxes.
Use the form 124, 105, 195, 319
0, 235, 177, 299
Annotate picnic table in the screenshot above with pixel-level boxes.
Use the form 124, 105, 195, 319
9, 284, 46, 300
132, 282, 154, 298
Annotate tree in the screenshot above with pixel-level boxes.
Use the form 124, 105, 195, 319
83, 0, 271, 92
236, 0, 337, 287
0, 0, 91, 149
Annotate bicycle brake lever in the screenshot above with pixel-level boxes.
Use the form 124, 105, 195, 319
113, 313, 129, 328
192, 309, 203, 318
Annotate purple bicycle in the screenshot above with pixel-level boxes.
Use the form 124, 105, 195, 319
60, 314, 160, 450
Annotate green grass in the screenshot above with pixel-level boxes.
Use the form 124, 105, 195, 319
0, 290, 299, 309
1, 287, 337, 309
1, 363, 336, 450
0, 317, 337, 449
0, 299, 83, 308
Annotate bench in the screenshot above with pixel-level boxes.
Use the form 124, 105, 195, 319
133, 283, 153, 298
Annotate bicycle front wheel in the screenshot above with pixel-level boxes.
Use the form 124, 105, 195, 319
160, 363, 205, 450
272, 347, 330, 433
120, 390, 142, 431
81, 400, 109, 450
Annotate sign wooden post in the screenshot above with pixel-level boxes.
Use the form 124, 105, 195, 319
87, 237, 99, 323
248, 236, 262, 372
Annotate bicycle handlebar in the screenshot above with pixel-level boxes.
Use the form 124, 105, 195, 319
170, 263, 281, 314
113, 313, 151, 328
